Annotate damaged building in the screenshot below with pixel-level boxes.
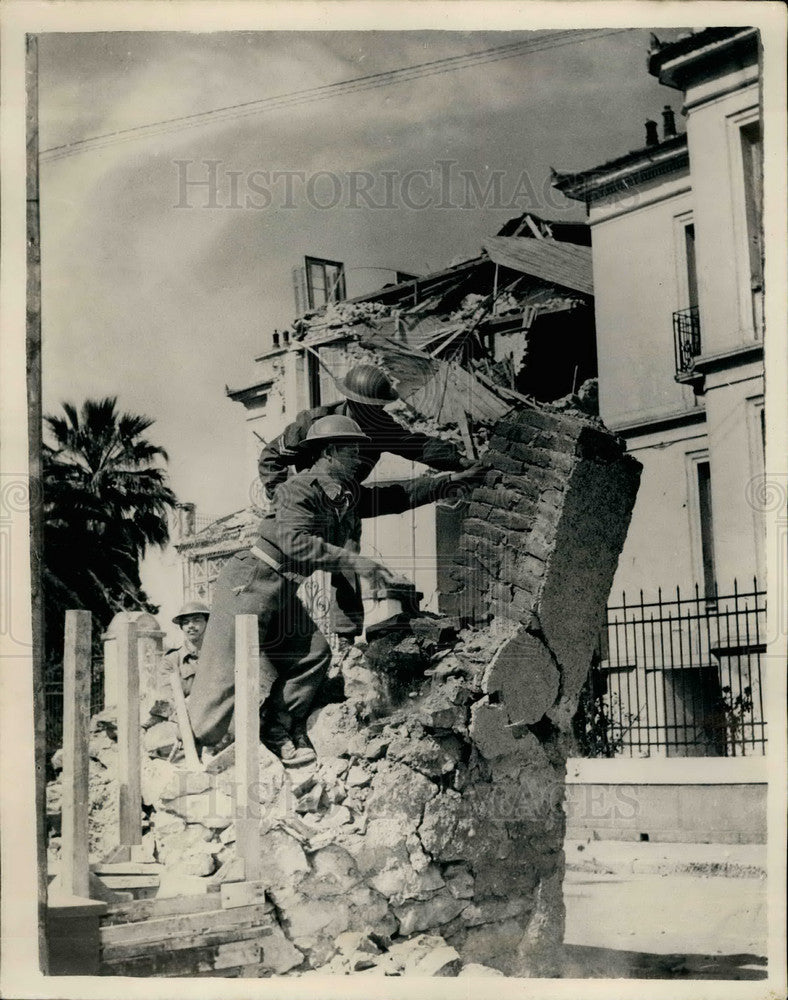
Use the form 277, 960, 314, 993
175, 211, 596, 613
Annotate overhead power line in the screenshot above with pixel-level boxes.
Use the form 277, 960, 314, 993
41, 29, 633, 163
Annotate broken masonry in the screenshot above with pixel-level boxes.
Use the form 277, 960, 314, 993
48, 398, 640, 977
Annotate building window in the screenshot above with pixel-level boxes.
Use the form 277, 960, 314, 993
683, 222, 699, 309
673, 213, 702, 379
740, 120, 763, 331
307, 350, 322, 407
696, 460, 717, 596
305, 256, 346, 310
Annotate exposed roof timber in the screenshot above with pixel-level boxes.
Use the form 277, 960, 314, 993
552, 134, 689, 204
648, 27, 759, 89
343, 257, 488, 305
483, 237, 593, 296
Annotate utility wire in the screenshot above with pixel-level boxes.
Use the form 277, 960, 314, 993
41, 29, 632, 163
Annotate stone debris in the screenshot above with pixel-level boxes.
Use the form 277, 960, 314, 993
46, 403, 639, 978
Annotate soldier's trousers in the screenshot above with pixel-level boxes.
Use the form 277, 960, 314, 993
186, 549, 331, 747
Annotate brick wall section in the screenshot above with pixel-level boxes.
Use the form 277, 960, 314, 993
446, 404, 641, 722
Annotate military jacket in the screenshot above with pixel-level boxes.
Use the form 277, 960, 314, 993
254, 469, 451, 579
257, 399, 463, 501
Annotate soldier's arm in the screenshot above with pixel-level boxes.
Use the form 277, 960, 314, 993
358, 462, 488, 519
372, 408, 465, 471
357, 472, 453, 519
258, 407, 324, 501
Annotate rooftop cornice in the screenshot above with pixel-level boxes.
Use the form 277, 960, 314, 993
552, 134, 689, 204
648, 27, 759, 90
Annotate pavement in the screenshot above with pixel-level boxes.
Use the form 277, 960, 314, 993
564, 838, 766, 878
562, 840, 767, 980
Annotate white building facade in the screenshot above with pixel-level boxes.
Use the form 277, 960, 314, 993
556, 27, 764, 601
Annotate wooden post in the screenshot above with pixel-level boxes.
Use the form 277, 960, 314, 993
60, 611, 92, 897
234, 615, 260, 881
116, 617, 141, 847
26, 32, 50, 969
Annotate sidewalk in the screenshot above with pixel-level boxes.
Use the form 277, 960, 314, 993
564, 838, 766, 879
562, 851, 768, 979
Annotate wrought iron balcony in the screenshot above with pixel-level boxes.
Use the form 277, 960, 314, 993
673, 305, 702, 377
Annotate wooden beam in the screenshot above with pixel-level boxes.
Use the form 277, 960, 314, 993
100, 900, 272, 948
116, 617, 141, 847
234, 615, 261, 881
168, 665, 202, 771
26, 32, 50, 971
60, 610, 92, 898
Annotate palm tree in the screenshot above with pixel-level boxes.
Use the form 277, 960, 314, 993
43, 397, 178, 667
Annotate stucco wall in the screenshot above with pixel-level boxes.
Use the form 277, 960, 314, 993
589, 179, 696, 430
609, 424, 708, 597
684, 76, 761, 355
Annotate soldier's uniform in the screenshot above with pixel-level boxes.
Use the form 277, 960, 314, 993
163, 640, 200, 697
258, 398, 463, 501
258, 367, 463, 638
187, 457, 453, 751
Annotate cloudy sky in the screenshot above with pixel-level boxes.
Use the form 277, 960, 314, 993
37, 26, 684, 624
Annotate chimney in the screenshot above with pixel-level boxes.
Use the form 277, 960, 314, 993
272, 330, 280, 349
645, 120, 659, 146
662, 105, 677, 139
282, 329, 290, 345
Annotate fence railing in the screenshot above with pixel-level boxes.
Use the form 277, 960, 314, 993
673, 305, 702, 376
574, 581, 766, 758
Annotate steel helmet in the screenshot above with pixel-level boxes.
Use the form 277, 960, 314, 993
335, 365, 399, 406
172, 600, 211, 625
304, 414, 371, 446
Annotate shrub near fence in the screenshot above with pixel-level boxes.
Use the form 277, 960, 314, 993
574, 581, 766, 758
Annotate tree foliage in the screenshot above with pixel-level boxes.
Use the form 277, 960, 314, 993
43, 397, 177, 670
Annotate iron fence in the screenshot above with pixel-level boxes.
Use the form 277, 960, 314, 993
575, 581, 766, 758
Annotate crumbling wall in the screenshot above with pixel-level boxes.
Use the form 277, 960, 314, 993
48, 401, 640, 978
446, 403, 642, 726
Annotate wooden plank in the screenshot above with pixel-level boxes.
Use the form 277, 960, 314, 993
101, 936, 268, 978
60, 610, 92, 898
220, 880, 267, 909
91, 862, 164, 876
95, 875, 160, 891
234, 614, 261, 880
101, 922, 271, 963
102, 892, 223, 926
116, 617, 142, 847
168, 663, 202, 771
100, 900, 273, 947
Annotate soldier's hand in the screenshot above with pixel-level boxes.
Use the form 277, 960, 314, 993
354, 555, 397, 590
449, 461, 489, 488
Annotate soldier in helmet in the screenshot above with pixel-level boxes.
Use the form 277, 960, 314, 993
258, 363, 464, 500
257, 363, 468, 638
188, 415, 482, 765
164, 601, 210, 697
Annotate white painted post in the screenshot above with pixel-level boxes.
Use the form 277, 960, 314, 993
234, 614, 261, 881
116, 616, 141, 847
60, 610, 92, 897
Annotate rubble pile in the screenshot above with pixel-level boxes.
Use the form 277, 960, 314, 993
46, 402, 640, 977
47, 711, 122, 867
